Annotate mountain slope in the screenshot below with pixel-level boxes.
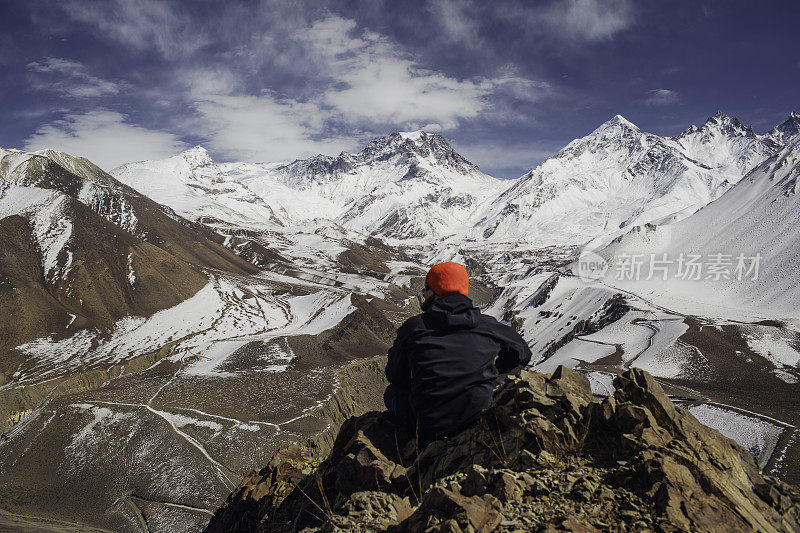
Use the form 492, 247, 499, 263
112, 146, 284, 229
2, 148, 259, 272
598, 133, 800, 319
0, 148, 258, 383
474, 113, 781, 247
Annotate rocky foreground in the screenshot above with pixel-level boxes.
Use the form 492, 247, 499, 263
205, 367, 800, 532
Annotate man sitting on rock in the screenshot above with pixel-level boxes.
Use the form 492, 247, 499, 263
384, 261, 532, 444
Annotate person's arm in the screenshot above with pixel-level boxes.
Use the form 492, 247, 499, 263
490, 320, 533, 375
385, 320, 414, 390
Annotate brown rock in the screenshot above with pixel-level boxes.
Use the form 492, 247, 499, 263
491, 472, 525, 502
399, 487, 504, 532
334, 434, 402, 494
333, 491, 413, 529
207, 367, 800, 533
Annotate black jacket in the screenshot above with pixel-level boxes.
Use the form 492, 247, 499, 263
384, 293, 532, 442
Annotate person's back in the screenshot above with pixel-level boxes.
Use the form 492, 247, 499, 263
384, 262, 532, 444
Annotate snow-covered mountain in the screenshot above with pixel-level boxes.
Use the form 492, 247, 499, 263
767, 111, 800, 145
254, 131, 509, 241
598, 131, 800, 319
674, 110, 780, 180
474, 112, 784, 247
111, 113, 797, 251
112, 132, 509, 244
112, 146, 284, 229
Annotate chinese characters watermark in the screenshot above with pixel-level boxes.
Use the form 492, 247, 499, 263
613, 252, 762, 281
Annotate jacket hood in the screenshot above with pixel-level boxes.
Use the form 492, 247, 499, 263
424, 293, 479, 330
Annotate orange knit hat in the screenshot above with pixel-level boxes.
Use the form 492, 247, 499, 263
425, 262, 469, 297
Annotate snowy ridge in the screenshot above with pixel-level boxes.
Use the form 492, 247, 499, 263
113, 131, 509, 244
598, 134, 800, 319
473, 112, 784, 247
112, 146, 283, 230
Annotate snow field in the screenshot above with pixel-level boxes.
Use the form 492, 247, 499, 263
688, 403, 785, 469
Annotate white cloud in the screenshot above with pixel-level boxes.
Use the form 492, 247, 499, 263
177, 15, 548, 162
428, 0, 483, 48
296, 15, 545, 130
189, 91, 360, 162
59, 0, 208, 59
645, 88, 680, 106
541, 0, 634, 42
23, 110, 188, 170
31, 8, 550, 164
181, 67, 359, 162
27, 57, 121, 97
429, 0, 633, 46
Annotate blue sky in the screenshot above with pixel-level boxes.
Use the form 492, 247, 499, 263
1, 0, 798, 176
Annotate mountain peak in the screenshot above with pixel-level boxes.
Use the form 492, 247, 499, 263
383, 130, 448, 151
180, 145, 214, 168
704, 111, 746, 129
609, 114, 636, 127
396, 130, 428, 143
769, 112, 800, 144
182, 145, 211, 156
358, 130, 479, 173
677, 111, 751, 140
589, 114, 640, 137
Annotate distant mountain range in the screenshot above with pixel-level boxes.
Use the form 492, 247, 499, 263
113, 131, 507, 243
111, 111, 800, 249
479, 112, 794, 246
4, 109, 797, 355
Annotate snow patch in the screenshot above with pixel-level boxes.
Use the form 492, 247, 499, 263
127, 252, 136, 286
744, 328, 800, 382
688, 403, 784, 468
159, 411, 224, 433
745, 330, 800, 368
69, 404, 123, 444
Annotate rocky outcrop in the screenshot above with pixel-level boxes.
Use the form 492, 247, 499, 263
206, 367, 800, 532
306, 356, 390, 455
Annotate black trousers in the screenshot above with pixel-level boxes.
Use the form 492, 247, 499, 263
384, 383, 414, 429
384, 383, 483, 446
